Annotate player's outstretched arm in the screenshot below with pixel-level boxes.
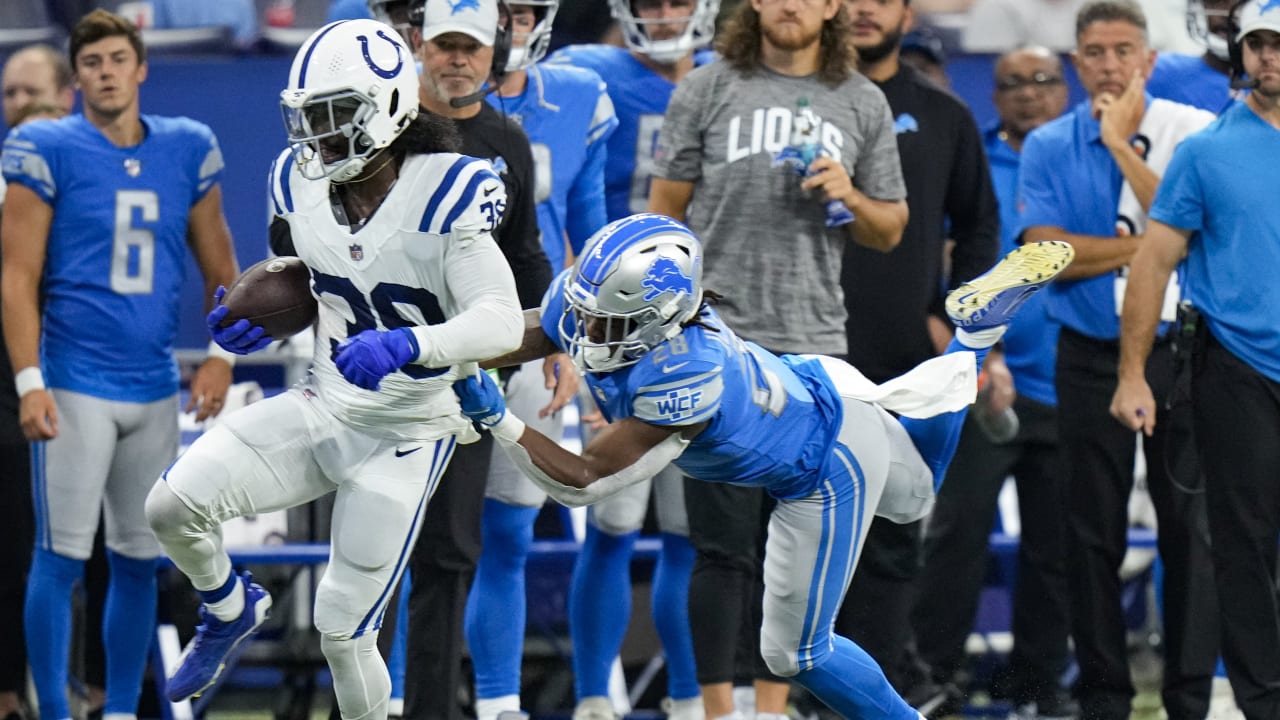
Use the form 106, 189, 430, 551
186, 184, 239, 420
454, 369, 700, 507
481, 309, 560, 369
1, 183, 58, 440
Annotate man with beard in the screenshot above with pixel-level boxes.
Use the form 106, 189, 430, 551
649, 2, 908, 720
1112, 6, 1280, 716
834, 0, 999, 711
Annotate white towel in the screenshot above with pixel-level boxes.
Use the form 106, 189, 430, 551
1114, 98, 1215, 321
813, 352, 977, 419
1116, 98, 1216, 234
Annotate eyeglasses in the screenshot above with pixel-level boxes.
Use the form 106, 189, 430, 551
995, 72, 1065, 92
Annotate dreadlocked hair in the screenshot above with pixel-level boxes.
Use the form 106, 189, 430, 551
388, 110, 464, 157
682, 289, 724, 332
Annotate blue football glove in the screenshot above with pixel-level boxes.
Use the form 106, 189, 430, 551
453, 369, 507, 428
207, 286, 274, 355
333, 328, 419, 391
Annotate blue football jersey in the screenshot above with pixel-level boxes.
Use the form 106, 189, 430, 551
541, 270, 842, 500
1, 114, 224, 402
548, 45, 709, 221
488, 63, 617, 271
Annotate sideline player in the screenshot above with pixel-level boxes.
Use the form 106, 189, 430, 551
454, 213, 1074, 720
1, 11, 239, 720
145, 20, 524, 718
466, 3, 620, 720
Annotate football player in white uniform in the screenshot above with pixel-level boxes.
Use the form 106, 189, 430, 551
144, 19, 524, 719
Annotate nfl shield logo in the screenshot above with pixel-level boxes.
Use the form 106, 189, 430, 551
349, 244, 364, 261
123, 158, 141, 177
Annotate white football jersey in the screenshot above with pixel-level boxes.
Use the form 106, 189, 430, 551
269, 148, 523, 441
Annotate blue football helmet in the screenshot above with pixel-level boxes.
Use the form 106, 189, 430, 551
563, 213, 704, 372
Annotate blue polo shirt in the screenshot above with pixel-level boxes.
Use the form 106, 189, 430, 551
985, 125, 1058, 406
1149, 102, 1280, 382
1147, 53, 1234, 115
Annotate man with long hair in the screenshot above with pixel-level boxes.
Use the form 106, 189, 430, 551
649, 2, 907, 719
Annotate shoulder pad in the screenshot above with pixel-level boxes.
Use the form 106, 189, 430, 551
268, 147, 296, 217
415, 154, 506, 237
632, 362, 724, 427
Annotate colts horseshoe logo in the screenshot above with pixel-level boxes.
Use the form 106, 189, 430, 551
358, 30, 404, 79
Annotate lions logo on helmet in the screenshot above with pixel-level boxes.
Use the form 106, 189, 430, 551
280, 19, 420, 183
562, 214, 704, 372
608, 0, 719, 64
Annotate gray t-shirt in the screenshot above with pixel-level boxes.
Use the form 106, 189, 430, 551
655, 61, 905, 355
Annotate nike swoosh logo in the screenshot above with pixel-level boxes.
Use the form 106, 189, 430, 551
661, 361, 690, 373
483, 186, 498, 197
395, 447, 422, 458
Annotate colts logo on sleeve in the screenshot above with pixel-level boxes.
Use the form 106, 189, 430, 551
640, 257, 691, 302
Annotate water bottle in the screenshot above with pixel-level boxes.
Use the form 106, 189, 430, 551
973, 385, 1019, 444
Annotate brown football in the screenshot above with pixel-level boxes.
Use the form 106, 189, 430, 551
220, 256, 317, 339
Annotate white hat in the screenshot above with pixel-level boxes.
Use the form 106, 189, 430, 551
1236, 0, 1280, 42
421, 0, 499, 46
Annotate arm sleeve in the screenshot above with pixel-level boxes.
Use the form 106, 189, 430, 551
409, 232, 524, 366
1, 124, 56, 203
1148, 141, 1205, 233
269, 215, 296, 257
566, 83, 616, 254
494, 122, 553, 308
496, 429, 690, 507
945, 107, 1001, 288
654, 72, 706, 183
852, 90, 908, 202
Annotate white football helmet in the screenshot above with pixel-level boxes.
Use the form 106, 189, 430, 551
280, 19, 420, 183
506, 0, 559, 71
608, 0, 719, 64
1187, 0, 1236, 61
367, 0, 423, 46
562, 213, 704, 372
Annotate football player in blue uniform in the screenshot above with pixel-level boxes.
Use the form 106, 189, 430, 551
465, 4, 621, 720
549, 4, 718, 718
453, 213, 1075, 720
0, 12, 240, 720
143, 19, 523, 716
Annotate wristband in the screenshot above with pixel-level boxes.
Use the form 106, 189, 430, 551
489, 413, 526, 444
14, 367, 45, 398
207, 340, 238, 365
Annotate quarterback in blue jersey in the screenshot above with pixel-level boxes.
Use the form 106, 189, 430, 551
549, 4, 718, 718
454, 213, 1075, 720
0, 12, 240, 720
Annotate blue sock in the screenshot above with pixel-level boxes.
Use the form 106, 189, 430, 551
466, 500, 540, 700
103, 551, 159, 715
899, 337, 989, 490
652, 532, 699, 701
26, 548, 84, 720
792, 634, 918, 720
569, 525, 637, 699
388, 569, 411, 703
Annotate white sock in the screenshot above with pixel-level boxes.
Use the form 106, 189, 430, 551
204, 575, 245, 621
710, 711, 744, 720
388, 698, 404, 718
755, 714, 788, 720
475, 696, 522, 720
955, 325, 1007, 349
103, 714, 137, 720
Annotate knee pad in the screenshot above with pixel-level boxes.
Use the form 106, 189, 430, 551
588, 479, 651, 536
321, 633, 390, 720
759, 632, 801, 678
144, 481, 205, 542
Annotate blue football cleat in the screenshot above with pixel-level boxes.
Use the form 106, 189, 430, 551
946, 241, 1074, 330
166, 572, 273, 702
